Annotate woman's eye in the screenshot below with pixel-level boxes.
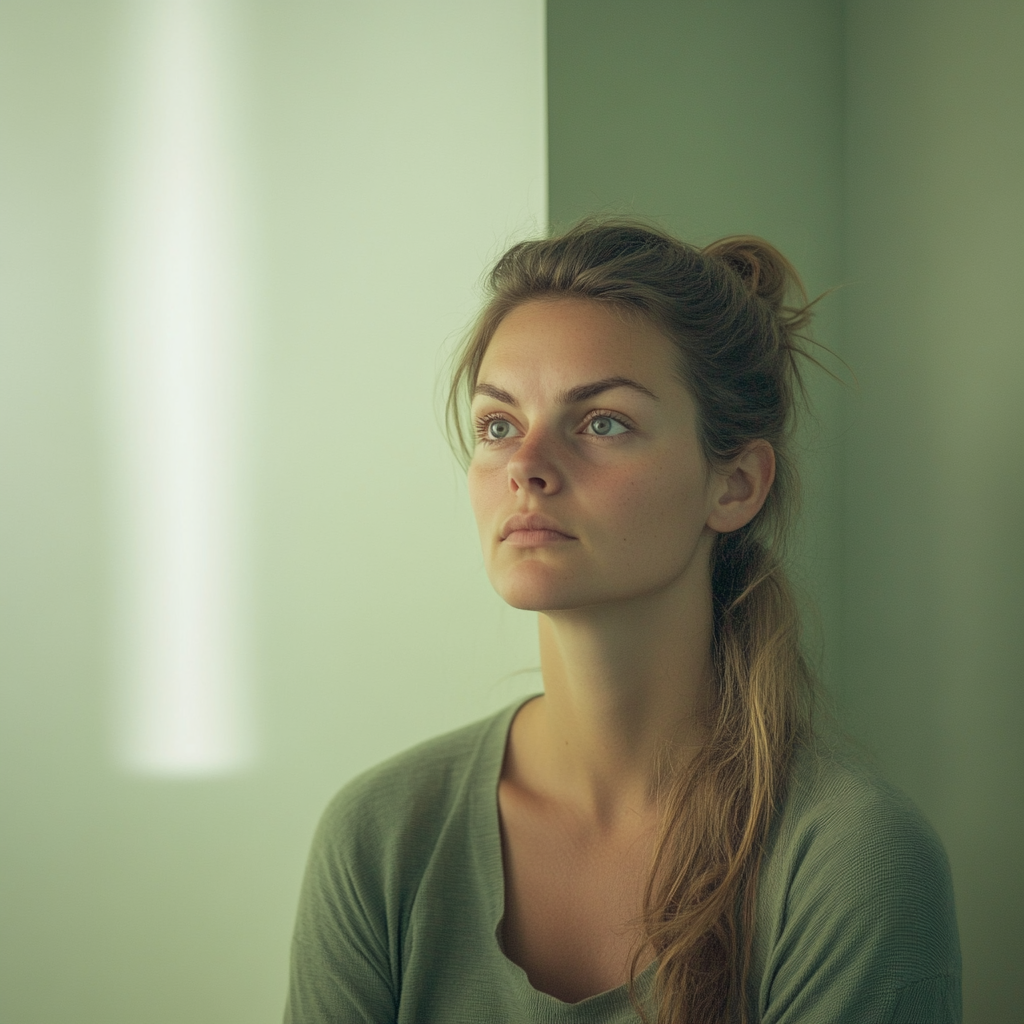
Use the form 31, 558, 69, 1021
484, 418, 517, 441
585, 415, 628, 436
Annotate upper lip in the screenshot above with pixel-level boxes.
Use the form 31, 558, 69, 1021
500, 513, 576, 540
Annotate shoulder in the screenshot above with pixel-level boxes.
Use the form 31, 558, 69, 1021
308, 702, 514, 883
293, 702, 518, 966
328, 710, 495, 815
778, 741, 954, 897
755, 740, 962, 1003
286, 704, 521, 1023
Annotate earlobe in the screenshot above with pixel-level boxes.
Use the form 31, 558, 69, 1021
706, 441, 775, 534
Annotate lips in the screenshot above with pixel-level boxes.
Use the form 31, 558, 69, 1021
500, 513, 576, 541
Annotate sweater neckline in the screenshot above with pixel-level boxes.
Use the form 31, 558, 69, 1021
476, 693, 660, 1016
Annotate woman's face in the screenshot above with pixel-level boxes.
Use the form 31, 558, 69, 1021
467, 297, 730, 613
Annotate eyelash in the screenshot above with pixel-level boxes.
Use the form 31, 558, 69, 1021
473, 409, 634, 445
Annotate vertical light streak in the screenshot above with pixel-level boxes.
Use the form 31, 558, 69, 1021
104, 0, 252, 774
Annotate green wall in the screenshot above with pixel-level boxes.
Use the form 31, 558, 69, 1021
548, 2, 1023, 1021
842, 3, 1024, 1020
548, 0, 847, 690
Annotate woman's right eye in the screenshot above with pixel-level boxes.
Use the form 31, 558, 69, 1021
476, 415, 520, 443
488, 419, 513, 439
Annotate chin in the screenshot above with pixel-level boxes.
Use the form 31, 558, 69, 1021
488, 555, 697, 614
496, 589, 587, 613
487, 564, 611, 613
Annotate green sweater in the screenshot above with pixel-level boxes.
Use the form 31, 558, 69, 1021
285, 696, 961, 1023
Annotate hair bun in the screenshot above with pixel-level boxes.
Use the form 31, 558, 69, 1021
702, 235, 800, 311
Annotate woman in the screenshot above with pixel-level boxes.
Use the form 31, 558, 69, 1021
284, 220, 962, 1023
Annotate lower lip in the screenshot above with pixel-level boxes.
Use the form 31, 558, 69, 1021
503, 529, 575, 546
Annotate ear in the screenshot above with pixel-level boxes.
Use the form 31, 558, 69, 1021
706, 440, 776, 534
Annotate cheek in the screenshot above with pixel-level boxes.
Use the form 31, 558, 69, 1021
466, 460, 500, 527
599, 458, 710, 549
466, 463, 484, 520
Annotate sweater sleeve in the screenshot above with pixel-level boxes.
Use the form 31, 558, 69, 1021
283, 786, 399, 1024
757, 776, 962, 1024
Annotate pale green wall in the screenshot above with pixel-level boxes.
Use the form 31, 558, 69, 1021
548, 2, 1024, 1022
0, 2, 544, 1021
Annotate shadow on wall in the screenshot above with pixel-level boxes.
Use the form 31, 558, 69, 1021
547, 2, 1023, 1022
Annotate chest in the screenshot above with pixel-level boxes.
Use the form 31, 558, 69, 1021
496, 780, 658, 1003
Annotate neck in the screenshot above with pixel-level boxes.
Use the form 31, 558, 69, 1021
520, 575, 714, 830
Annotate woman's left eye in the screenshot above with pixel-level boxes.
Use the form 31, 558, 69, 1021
584, 415, 629, 437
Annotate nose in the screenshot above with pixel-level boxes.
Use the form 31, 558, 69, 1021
506, 427, 563, 496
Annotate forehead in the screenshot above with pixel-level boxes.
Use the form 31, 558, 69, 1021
478, 297, 681, 388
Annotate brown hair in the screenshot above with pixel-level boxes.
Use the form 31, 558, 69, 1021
445, 218, 834, 1023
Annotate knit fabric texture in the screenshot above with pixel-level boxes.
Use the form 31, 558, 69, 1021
284, 695, 962, 1023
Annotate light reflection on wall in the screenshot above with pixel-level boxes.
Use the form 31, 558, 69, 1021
103, 0, 252, 775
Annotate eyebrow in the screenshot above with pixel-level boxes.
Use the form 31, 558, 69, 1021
472, 375, 659, 406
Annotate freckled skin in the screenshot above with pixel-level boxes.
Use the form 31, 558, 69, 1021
467, 297, 722, 616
